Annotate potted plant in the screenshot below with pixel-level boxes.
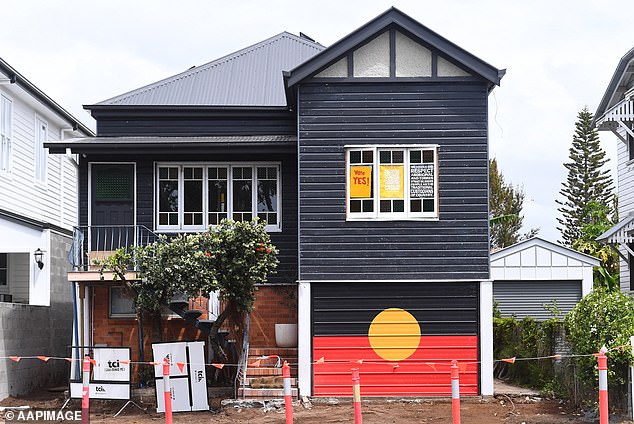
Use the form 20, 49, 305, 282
274, 284, 298, 348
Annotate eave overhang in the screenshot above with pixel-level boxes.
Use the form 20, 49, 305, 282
44, 135, 297, 155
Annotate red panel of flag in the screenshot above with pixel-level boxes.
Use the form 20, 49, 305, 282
313, 335, 478, 396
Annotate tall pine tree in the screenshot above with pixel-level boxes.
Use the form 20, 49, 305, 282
556, 107, 613, 246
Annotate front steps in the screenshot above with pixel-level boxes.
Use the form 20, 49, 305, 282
238, 347, 298, 399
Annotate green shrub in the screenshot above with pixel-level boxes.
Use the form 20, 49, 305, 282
565, 287, 634, 388
493, 316, 561, 388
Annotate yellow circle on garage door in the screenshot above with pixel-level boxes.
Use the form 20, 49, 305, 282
368, 308, 421, 361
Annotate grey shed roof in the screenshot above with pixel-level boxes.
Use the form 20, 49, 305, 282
91, 32, 324, 108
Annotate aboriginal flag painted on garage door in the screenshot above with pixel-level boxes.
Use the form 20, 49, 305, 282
312, 282, 479, 396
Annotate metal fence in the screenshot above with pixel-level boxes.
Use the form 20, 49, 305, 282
68, 225, 159, 270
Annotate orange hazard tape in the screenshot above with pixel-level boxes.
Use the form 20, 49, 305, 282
2, 341, 630, 371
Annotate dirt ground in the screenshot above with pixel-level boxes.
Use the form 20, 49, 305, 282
1, 390, 633, 424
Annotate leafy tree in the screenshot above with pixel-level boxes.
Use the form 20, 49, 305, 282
489, 158, 538, 250
571, 200, 619, 290
565, 287, 634, 392
557, 107, 613, 246
99, 218, 278, 361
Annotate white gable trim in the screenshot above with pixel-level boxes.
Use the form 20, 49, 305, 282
491, 237, 599, 297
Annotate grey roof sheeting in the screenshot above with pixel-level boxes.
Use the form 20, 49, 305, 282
44, 135, 296, 154
286, 7, 505, 88
91, 33, 324, 108
594, 47, 634, 126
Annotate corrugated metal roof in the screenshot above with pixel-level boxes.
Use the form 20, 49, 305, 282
94, 33, 324, 107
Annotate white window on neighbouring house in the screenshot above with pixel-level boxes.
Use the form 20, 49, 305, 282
347, 145, 438, 220
0, 94, 12, 173
156, 163, 281, 231
35, 117, 48, 182
109, 286, 136, 318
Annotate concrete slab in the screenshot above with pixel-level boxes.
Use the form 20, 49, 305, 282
494, 379, 540, 396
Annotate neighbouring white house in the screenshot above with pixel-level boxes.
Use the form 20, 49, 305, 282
0, 57, 93, 399
491, 237, 598, 320
594, 47, 634, 292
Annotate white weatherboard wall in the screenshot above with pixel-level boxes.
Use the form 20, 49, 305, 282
491, 237, 598, 298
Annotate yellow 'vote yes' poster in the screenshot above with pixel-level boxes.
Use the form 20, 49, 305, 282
350, 166, 372, 198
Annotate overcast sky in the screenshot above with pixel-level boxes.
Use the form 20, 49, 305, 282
2, 0, 633, 241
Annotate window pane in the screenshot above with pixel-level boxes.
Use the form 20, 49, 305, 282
423, 150, 434, 163
411, 199, 422, 212
233, 181, 252, 211
0, 253, 6, 268
233, 166, 252, 222
183, 167, 203, 226
423, 199, 435, 212
350, 151, 361, 164
393, 200, 404, 212
380, 200, 391, 212
184, 181, 202, 211
208, 181, 227, 211
410, 150, 421, 164
0, 269, 6, 286
110, 287, 136, 316
362, 150, 373, 163
379, 151, 391, 163
392, 151, 404, 163
208, 167, 228, 226
257, 180, 277, 212
362, 200, 374, 212
158, 165, 179, 226
350, 200, 361, 213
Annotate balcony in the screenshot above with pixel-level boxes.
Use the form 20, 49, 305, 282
68, 225, 159, 281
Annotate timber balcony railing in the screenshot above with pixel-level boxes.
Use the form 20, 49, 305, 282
68, 225, 159, 271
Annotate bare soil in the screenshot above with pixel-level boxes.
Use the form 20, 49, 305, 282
1, 390, 632, 423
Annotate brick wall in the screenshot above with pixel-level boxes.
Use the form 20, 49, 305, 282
249, 284, 297, 347
90, 283, 298, 370
91, 286, 206, 363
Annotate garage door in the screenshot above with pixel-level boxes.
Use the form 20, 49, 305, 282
312, 282, 479, 396
493, 280, 582, 320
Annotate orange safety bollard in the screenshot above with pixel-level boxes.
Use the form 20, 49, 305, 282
283, 361, 293, 424
451, 360, 461, 424
598, 348, 608, 424
163, 358, 173, 424
81, 355, 91, 424
352, 368, 363, 424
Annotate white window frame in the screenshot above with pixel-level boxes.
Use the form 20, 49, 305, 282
0, 93, 13, 173
35, 116, 48, 183
154, 162, 282, 232
346, 144, 439, 220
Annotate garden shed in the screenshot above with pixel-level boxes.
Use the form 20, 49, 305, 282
490, 237, 598, 320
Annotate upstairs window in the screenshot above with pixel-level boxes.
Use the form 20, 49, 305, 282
347, 146, 438, 220
0, 94, 12, 173
156, 163, 281, 231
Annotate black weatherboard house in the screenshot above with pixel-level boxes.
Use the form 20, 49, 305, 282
48, 8, 504, 398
